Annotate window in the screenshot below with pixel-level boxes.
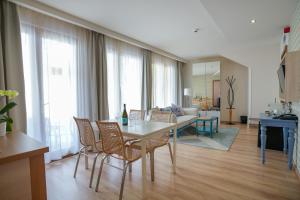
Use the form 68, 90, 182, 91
21, 23, 80, 162
106, 37, 143, 119
152, 53, 177, 108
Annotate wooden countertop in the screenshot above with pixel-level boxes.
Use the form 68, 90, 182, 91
0, 132, 49, 165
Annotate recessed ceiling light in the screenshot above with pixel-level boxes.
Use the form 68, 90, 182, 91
250, 19, 256, 24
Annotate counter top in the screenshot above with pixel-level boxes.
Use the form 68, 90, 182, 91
0, 132, 49, 165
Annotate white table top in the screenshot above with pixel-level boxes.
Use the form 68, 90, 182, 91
91, 120, 176, 139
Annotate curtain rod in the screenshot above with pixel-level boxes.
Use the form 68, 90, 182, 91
10, 0, 187, 63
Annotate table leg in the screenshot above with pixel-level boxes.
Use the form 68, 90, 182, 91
260, 126, 267, 164
173, 126, 177, 174
141, 140, 147, 198
210, 120, 213, 138
288, 128, 295, 170
216, 118, 219, 133
283, 127, 288, 154
197, 120, 200, 136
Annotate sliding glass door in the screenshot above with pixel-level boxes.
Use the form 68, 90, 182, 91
21, 25, 79, 162
152, 53, 177, 108
106, 37, 143, 119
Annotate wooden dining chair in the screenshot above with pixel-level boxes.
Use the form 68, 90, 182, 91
148, 111, 176, 181
129, 109, 145, 120
95, 121, 148, 200
73, 117, 103, 188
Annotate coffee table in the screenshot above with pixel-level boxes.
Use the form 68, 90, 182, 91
196, 116, 219, 138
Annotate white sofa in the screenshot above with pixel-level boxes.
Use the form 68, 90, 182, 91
176, 108, 198, 130
148, 107, 198, 132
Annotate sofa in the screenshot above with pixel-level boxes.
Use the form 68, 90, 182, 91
148, 107, 199, 137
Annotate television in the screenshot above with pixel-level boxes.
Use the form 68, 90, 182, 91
277, 65, 285, 98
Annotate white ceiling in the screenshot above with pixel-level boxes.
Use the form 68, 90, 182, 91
37, 0, 298, 60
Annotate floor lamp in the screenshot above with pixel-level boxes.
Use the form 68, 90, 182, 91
184, 88, 192, 107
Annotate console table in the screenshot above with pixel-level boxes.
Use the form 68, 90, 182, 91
259, 114, 297, 170
0, 132, 49, 199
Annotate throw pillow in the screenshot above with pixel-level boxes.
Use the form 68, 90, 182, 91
171, 104, 184, 116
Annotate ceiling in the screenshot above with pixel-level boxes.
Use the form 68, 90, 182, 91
36, 0, 299, 60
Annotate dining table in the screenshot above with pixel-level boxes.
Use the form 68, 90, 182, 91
91, 119, 177, 198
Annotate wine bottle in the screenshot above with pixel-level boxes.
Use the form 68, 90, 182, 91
122, 104, 128, 126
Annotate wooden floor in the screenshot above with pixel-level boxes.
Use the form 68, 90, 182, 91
46, 124, 300, 200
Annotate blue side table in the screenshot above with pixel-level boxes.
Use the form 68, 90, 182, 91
196, 116, 219, 138
259, 113, 298, 170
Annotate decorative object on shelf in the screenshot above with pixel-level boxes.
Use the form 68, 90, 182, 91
184, 88, 192, 107
226, 76, 236, 125
0, 90, 18, 136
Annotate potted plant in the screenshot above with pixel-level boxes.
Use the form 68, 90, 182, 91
0, 90, 18, 136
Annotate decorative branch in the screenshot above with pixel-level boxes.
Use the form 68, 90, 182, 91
226, 76, 236, 109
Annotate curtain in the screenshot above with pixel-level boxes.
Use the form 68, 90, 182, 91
152, 53, 177, 108
141, 49, 152, 112
0, 1, 27, 132
19, 7, 95, 163
106, 36, 143, 119
88, 31, 109, 120
176, 61, 183, 106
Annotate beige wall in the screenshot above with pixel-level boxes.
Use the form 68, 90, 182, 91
183, 56, 248, 122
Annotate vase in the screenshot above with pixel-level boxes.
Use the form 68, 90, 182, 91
0, 122, 7, 136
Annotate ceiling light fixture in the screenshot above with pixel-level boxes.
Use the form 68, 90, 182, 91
194, 28, 200, 33
250, 19, 256, 24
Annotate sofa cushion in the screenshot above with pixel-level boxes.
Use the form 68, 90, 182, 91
160, 106, 172, 112
182, 107, 199, 116
176, 115, 197, 129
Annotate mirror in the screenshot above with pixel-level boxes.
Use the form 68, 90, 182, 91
192, 61, 221, 111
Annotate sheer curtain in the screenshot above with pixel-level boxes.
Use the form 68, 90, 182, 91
152, 53, 177, 108
106, 37, 143, 119
19, 7, 92, 163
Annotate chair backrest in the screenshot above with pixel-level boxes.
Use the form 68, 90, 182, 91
73, 117, 97, 147
96, 121, 125, 157
129, 109, 145, 120
150, 111, 176, 123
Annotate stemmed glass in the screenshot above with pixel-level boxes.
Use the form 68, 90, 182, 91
129, 113, 138, 127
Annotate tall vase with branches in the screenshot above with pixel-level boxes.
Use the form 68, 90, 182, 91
0, 90, 18, 135
226, 76, 236, 124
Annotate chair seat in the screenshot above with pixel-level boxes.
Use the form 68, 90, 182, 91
94, 141, 103, 151
147, 138, 168, 150
107, 138, 146, 162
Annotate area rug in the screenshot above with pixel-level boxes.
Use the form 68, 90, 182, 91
173, 127, 239, 151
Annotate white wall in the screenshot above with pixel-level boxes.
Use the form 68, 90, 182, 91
220, 42, 281, 119
289, 0, 300, 176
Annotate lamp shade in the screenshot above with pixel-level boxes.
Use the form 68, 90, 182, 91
184, 88, 192, 96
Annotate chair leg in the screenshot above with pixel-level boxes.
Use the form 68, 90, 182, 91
119, 163, 129, 200
73, 152, 81, 178
128, 148, 133, 173
89, 153, 100, 188
84, 148, 89, 169
150, 151, 155, 182
168, 143, 173, 164
129, 163, 132, 172
95, 155, 107, 192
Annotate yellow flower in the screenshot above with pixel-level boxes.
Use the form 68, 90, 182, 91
0, 90, 19, 99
